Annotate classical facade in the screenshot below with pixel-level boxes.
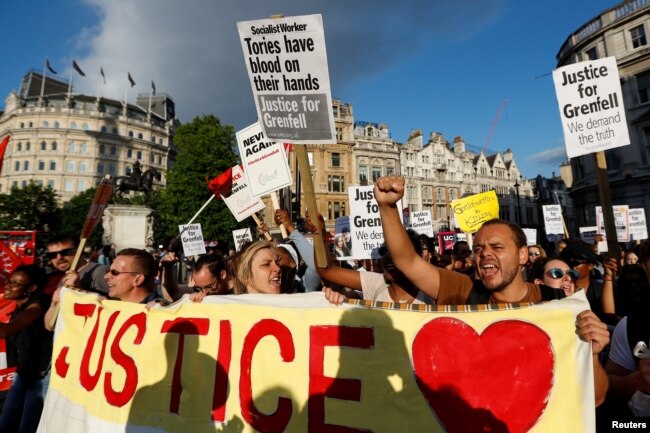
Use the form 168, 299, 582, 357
557, 0, 650, 229
0, 71, 177, 202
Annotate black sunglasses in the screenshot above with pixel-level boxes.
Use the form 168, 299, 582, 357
545, 268, 580, 280
106, 269, 141, 277
45, 247, 76, 259
191, 279, 218, 293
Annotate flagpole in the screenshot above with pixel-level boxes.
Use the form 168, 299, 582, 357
147, 85, 153, 120
67, 69, 73, 100
40, 59, 48, 102
123, 86, 128, 116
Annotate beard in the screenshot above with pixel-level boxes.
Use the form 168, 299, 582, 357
482, 264, 520, 293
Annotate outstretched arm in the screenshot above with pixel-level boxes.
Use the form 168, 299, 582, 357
375, 176, 442, 300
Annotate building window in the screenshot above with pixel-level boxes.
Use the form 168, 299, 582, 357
80, 143, 88, 153
328, 175, 344, 192
331, 152, 340, 167
359, 166, 368, 183
54, 121, 60, 128
127, 149, 133, 158
65, 180, 73, 192
36, 180, 43, 187
38, 161, 45, 171
328, 201, 345, 220
372, 167, 382, 181
109, 163, 116, 175
101, 126, 107, 133
50, 161, 56, 171
25, 142, 30, 151
138, 133, 143, 139
68, 142, 76, 153
51, 141, 57, 151
40, 141, 46, 151
585, 46, 598, 60
99, 144, 105, 155
82, 123, 89, 131
28, 122, 33, 128
137, 150, 142, 160
66, 161, 74, 172
638, 71, 650, 104
336, 127, 342, 141
112, 127, 118, 134
19, 122, 24, 128
129, 131, 134, 138
97, 162, 105, 173
70, 122, 77, 129
42, 120, 49, 128
77, 180, 85, 192
21, 180, 27, 188
14, 161, 20, 172
12, 181, 18, 188
79, 161, 87, 173
47, 180, 54, 189
111, 146, 117, 156
17, 142, 21, 152
23, 161, 29, 170
387, 167, 395, 176
631, 24, 647, 49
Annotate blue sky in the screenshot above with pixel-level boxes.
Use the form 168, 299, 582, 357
0, 0, 619, 178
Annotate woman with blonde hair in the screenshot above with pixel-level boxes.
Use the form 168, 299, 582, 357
232, 240, 282, 294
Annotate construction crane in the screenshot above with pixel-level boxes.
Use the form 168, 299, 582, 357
482, 99, 508, 152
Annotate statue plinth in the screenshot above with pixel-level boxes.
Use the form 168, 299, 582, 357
102, 205, 154, 252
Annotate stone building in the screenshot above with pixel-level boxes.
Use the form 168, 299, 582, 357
0, 70, 177, 202
557, 0, 650, 229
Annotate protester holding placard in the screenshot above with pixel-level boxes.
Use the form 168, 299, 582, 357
231, 240, 282, 294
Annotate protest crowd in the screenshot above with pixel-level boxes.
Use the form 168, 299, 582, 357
0, 174, 648, 432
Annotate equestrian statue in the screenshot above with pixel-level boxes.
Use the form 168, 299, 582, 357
113, 161, 159, 198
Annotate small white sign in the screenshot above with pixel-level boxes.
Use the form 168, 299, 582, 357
232, 228, 253, 252
348, 186, 402, 259
236, 123, 292, 197
410, 210, 434, 238
178, 224, 206, 257
629, 208, 648, 241
596, 205, 630, 242
553, 56, 630, 158
523, 228, 537, 246
542, 205, 564, 235
579, 226, 598, 245
222, 165, 265, 222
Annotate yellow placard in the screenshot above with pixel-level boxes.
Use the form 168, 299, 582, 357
450, 190, 500, 233
39, 290, 594, 433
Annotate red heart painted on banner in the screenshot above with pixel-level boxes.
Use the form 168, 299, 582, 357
412, 318, 554, 433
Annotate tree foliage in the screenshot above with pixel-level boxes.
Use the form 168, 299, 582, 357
156, 115, 247, 248
0, 182, 61, 232
60, 187, 105, 248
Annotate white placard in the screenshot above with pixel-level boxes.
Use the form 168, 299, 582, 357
553, 56, 630, 158
237, 14, 336, 144
542, 205, 564, 235
523, 228, 537, 246
596, 205, 630, 242
236, 123, 292, 197
410, 210, 434, 238
629, 208, 648, 241
232, 228, 253, 252
348, 186, 402, 259
579, 226, 598, 245
178, 224, 206, 257
222, 165, 266, 222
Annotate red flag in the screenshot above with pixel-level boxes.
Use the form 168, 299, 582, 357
283, 143, 292, 153
0, 135, 10, 176
72, 60, 86, 77
207, 167, 234, 199
0, 241, 23, 290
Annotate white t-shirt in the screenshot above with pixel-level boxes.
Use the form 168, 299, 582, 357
359, 272, 432, 304
608, 317, 637, 372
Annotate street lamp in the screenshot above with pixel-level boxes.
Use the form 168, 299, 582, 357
514, 177, 521, 225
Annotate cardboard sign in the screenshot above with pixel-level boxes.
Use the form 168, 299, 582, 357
438, 231, 457, 253
450, 191, 499, 233
178, 224, 206, 257
232, 228, 253, 252
542, 205, 564, 235
553, 56, 630, 158
410, 210, 434, 238
222, 165, 265, 222
236, 123, 292, 197
237, 14, 336, 144
349, 186, 402, 259
579, 226, 598, 245
334, 216, 353, 262
40, 290, 596, 433
629, 208, 648, 241
596, 205, 630, 242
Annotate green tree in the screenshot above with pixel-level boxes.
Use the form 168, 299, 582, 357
60, 187, 105, 248
156, 115, 246, 248
0, 182, 61, 231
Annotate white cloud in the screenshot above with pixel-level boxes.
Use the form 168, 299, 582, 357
526, 145, 568, 165
73, 0, 503, 128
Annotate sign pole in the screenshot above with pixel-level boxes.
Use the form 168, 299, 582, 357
295, 144, 327, 267
593, 151, 620, 259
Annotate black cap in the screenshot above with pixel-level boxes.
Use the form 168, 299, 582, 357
560, 242, 599, 265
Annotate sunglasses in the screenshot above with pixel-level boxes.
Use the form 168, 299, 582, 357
528, 252, 541, 257
45, 247, 76, 259
545, 268, 580, 280
106, 269, 141, 277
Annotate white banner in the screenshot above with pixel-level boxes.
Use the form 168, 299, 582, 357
222, 165, 266, 222
410, 210, 434, 238
178, 224, 206, 256
523, 228, 537, 246
237, 14, 336, 144
348, 186, 402, 259
553, 56, 630, 158
542, 205, 564, 235
236, 122, 292, 197
596, 205, 630, 242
